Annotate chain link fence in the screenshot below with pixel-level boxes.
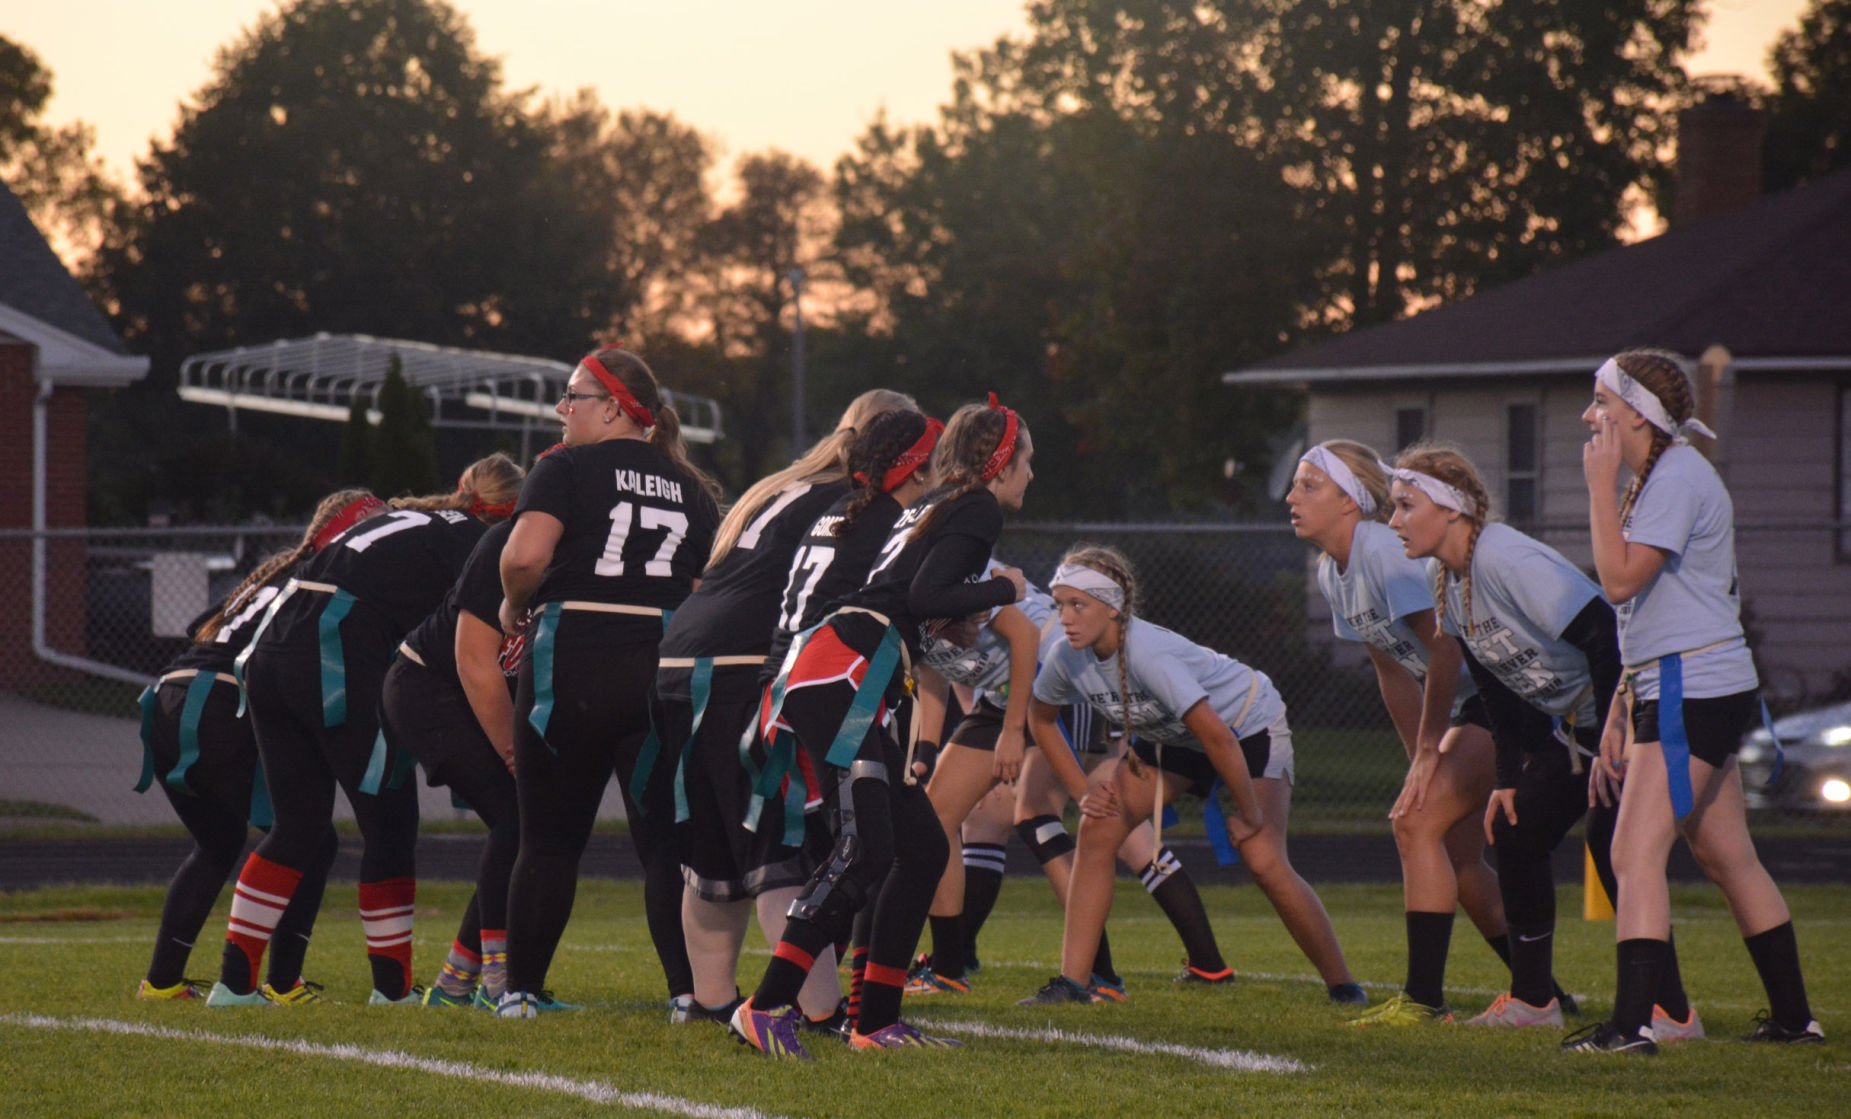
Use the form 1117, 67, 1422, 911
3, 521, 1849, 830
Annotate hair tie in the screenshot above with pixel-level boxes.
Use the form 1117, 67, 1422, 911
311, 495, 386, 552
467, 498, 517, 520
979, 393, 1020, 480
1594, 358, 1716, 443
581, 353, 656, 430
1299, 445, 1377, 515
1391, 468, 1474, 516
1051, 561, 1126, 611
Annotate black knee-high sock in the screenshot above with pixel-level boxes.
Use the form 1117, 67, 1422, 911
928, 913, 966, 978
1495, 841, 1557, 1007
1403, 911, 1454, 1008
1655, 930, 1690, 1020
959, 842, 1007, 959
1484, 931, 1575, 1008
1143, 851, 1224, 973
1091, 928, 1119, 984
1744, 921, 1813, 1028
1614, 938, 1668, 1036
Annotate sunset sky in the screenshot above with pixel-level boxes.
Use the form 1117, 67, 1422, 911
6, 0, 1814, 189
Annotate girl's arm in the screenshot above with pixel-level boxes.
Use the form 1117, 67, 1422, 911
455, 612, 516, 772
987, 605, 1039, 783
1182, 699, 1263, 840
1584, 422, 1666, 602
1028, 698, 1090, 802
499, 512, 563, 631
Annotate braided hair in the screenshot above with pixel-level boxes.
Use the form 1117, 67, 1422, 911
835, 410, 933, 538
1394, 441, 1494, 637
586, 347, 725, 503
708, 388, 917, 568
1611, 349, 1697, 527
191, 487, 378, 644
1317, 439, 1392, 522
912, 401, 1027, 542
391, 453, 524, 519
1060, 544, 1139, 761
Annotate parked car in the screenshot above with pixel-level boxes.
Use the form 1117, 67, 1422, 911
1739, 700, 1851, 813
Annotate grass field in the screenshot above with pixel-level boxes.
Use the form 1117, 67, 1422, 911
3, 878, 1845, 1117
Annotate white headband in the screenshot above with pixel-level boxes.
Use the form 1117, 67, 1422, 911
1051, 562, 1126, 611
1298, 446, 1379, 515
1391, 468, 1474, 515
1594, 358, 1717, 442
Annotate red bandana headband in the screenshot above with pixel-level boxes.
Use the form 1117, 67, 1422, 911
978, 392, 1019, 481
580, 353, 656, 430
460, 479, 517, 521
856, 416, 945, 493
311, 495, 386, 552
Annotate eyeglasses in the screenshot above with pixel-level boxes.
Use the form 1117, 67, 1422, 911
560, 390, 611, 406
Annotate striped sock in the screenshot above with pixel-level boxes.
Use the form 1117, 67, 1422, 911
479, 929, 508, 1001
223, 854, 302, 993
435, 939, 482, 997
358, 878, 416, 999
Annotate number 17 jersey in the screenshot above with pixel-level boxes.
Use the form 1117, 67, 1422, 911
514, 439, 719, 615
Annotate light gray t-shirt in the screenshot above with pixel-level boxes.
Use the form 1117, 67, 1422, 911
1435, 523, 1600, 723
1618, 445, 1756, 701
920, 560, 1054, 696
1033, 616, 1285, 748
1317, 520, 1477, 707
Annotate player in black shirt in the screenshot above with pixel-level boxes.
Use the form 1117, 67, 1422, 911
730, 396, 1033, 1058
496, 348, 722, 1018
378, 453, 528, 1009
134, 491, 372, 1002
660, 403, 934, 1029
209, 456, 522, 1007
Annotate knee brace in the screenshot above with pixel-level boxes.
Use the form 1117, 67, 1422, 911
788, 760, 892, 926
1015, 814, 1074, 865
1139, 846, 1183, 893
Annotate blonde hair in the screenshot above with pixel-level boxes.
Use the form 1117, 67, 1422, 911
192, 487, 378, 644
390, 453, 525, 518
1393, 441, 1493, 636
1610, 349, 1697, 526
1061, 544, 1139, 763
707, 388, 918, 569
1316, 438, 1392, 522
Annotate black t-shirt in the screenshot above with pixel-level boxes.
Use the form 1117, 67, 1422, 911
403, 519, 513, 682
660, 480, 848, 659
513, 440, 719, 619
838, 487, 1014, 659
762, 489, 905, 674
259, 508, 486, 658
168, 573, 295, 676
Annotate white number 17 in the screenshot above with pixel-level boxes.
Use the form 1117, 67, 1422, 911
596, 502, 689, 577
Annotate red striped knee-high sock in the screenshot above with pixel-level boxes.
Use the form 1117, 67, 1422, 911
358, 878, 416, 998
223, 854, 303, 993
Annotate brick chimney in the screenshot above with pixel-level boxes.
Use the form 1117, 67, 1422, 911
1674, 88, 1767, 226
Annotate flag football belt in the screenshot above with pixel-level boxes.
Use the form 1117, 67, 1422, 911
1619, 639, 1783, 820
525, 600, 670, 754
1547, 683, 1599, 777
744, 607, 915, 847
1149, 672, 1260, 868
657, 655, 768, 823
232, 578, 358, 727
134, 670, 238, 797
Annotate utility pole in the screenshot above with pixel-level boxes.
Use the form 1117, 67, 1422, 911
788, 267, 807, 452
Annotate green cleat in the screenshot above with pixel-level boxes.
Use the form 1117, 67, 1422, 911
1346, 992, 1453, 1027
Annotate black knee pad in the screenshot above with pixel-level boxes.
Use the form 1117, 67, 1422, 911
1016, 815, 1074, 865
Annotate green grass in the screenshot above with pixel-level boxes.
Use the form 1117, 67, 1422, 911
2, 879, 1846, 1117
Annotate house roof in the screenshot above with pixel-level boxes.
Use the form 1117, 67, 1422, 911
0, 181, 125, 356
1225, 167, 1851, 386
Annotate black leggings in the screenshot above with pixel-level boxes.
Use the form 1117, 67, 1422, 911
243, 643, 420, 881
380, 657, 518, 931
506, 614, 678, 994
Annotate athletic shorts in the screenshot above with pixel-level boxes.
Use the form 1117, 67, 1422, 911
1128, 709, 1294, 795
1631, 689, 1758, 768
950, 698, 1110, 754
656, 662, 815, 902
1449, 694, 1491, 731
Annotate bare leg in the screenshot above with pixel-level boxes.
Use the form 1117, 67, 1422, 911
1236, 777, 1354, 985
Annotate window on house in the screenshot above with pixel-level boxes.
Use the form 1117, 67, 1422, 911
1394, 407, 1426, 452
1506, 402, 1539, 525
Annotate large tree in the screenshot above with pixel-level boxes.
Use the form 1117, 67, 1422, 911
1764, 0, 1851, 192
0, 35, 119, 271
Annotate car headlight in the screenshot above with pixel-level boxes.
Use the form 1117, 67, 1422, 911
1822, 726, 1851, 748
1821, 778, 1851, 804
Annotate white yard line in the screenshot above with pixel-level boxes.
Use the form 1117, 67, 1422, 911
912, 1017, 1308, 1073
0, 1014, 788, 1119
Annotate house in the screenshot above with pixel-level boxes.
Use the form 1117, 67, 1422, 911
0, 181, 149, 687
1222, 103, 1851, 703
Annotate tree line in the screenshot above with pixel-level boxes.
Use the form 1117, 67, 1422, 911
4, 0, 1850, 522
